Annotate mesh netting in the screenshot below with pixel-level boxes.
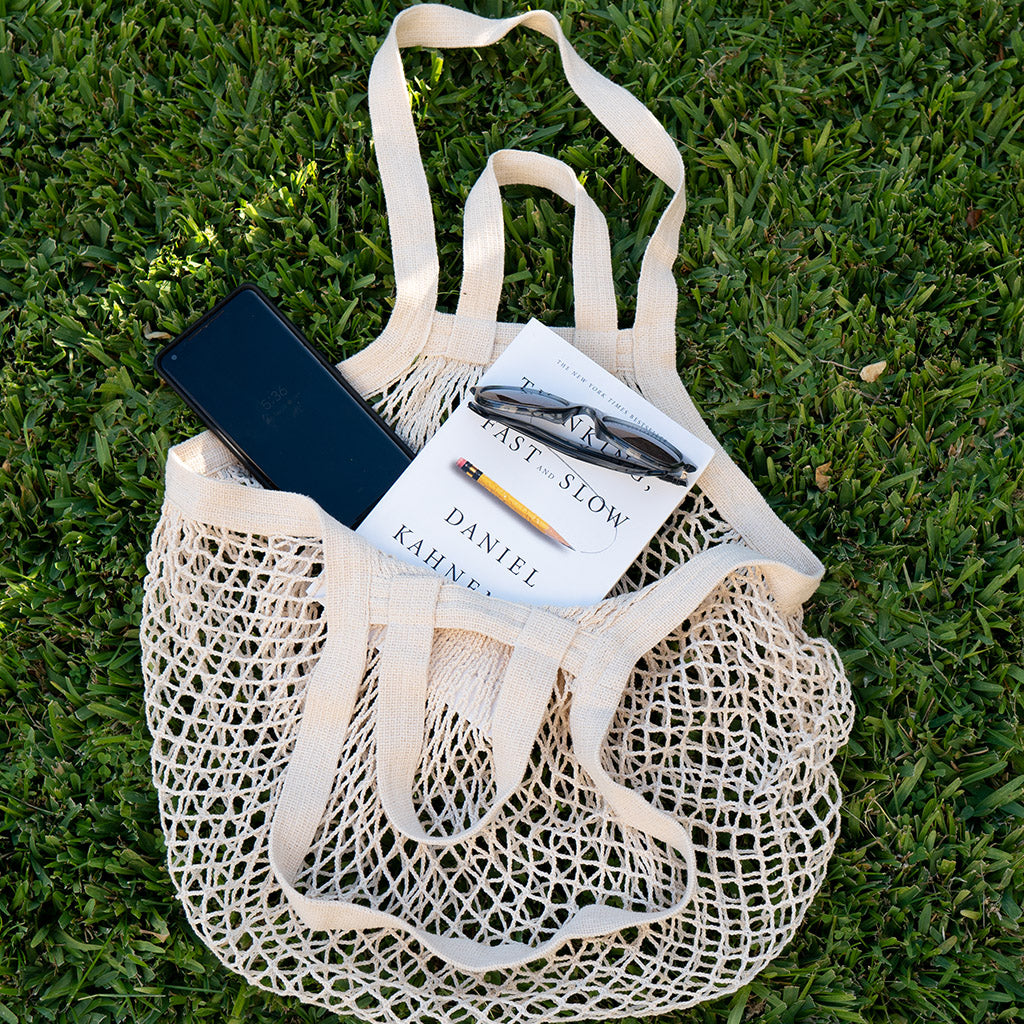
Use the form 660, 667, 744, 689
140, 353, 853, 1023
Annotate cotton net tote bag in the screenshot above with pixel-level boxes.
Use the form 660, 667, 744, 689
140, 7, 853, 1023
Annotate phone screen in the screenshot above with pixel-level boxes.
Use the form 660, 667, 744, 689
156, 285, 412, 527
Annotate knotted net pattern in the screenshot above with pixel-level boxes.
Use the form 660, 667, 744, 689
141, 351, 853, 1023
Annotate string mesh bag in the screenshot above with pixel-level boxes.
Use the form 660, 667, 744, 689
140, 7, 853, 1022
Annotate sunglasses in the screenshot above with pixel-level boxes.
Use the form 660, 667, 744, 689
468, 385, 696, 485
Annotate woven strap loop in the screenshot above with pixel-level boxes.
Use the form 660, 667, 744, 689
268, 534, 805, 972
376, 585, 579, 846
254, 527, 813, 972
340, 4, 686, 397
328, 2, 827, 609
452, 149, 619, 369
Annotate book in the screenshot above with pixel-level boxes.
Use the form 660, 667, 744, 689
354, 320, 714, 606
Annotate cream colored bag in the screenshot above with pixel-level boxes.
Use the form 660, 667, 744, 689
141, 7, 853, 1022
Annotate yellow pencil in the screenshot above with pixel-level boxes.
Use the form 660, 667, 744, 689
455, 458, 575, 550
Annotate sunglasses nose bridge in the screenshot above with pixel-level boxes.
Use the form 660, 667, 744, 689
497, 399, 577, 423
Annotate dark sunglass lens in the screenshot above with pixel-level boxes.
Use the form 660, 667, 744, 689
480, 387, 570, 412
602, 419, 680, 464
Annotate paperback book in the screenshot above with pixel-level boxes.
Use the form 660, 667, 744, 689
355, 320, 714, 606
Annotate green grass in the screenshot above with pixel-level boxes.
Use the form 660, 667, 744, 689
2, 0, 1023, 1021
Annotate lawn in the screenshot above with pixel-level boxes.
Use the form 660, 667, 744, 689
1, 0, 1023, 1021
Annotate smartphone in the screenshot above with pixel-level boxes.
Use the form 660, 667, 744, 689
155, 283, 413, 527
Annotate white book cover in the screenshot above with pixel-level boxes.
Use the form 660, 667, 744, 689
356, 320, 714, 606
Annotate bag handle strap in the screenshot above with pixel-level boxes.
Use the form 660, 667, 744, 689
448, 149, 619, 369
268, 527, 809, 972
331, 5, 822, 601
375, 579, 581, 848
341, 5, 686, 396
268, 519, 698, 969
371, 542, 806, 852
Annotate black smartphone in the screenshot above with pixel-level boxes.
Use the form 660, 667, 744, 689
155, 283, 413, 527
